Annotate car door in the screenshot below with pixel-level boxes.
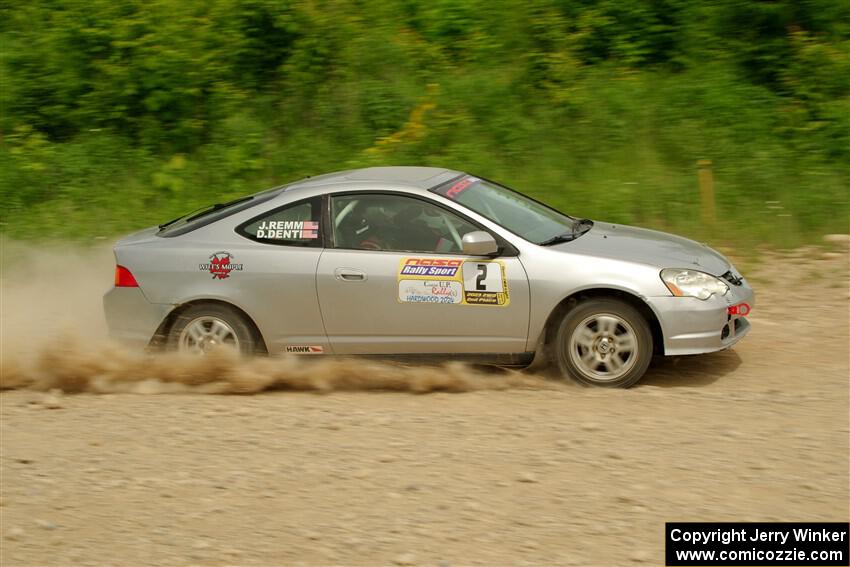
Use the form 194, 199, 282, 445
315, 192, 530, 355
227, 196, 330, 355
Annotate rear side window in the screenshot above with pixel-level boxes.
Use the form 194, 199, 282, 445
158, 186, 285, 237
236, 197, 322, 247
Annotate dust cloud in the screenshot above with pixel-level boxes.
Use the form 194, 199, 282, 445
0, 240, 553, 394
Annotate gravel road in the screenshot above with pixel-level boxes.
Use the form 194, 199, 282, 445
1, 248, 848, 566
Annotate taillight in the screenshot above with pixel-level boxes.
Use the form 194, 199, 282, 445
115, 265, 139, 287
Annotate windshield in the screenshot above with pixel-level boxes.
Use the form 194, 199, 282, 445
432, 175, 585, 245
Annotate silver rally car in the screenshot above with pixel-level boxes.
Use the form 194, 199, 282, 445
104, 166, 754, 387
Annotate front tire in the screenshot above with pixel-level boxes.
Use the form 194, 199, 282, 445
167, 303, 258, 356
554, 298, 652, 388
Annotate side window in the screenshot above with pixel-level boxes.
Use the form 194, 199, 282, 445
330, 193, 481, 253
238, 197, 322, 247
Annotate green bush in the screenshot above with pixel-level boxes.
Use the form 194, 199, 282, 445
1, 0, 848, 247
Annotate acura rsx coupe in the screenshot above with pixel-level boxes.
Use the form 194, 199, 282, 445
104, 166, 754, 387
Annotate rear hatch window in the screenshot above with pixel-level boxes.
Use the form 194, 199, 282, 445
157, 186, 285, 237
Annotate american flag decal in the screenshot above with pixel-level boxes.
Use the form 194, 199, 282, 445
301, 221, 319, 239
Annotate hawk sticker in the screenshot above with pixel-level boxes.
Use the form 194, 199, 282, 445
199, 251, 243, 280
285, 345, 325, 354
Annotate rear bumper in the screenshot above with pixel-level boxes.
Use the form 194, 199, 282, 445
652, 280, 755, 356
103, 287, 171, 349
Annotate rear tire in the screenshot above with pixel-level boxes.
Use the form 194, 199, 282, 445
167, 303, 258, 356
554, 298, 652, 388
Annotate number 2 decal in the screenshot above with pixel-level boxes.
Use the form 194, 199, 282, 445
475, 264, 488, 290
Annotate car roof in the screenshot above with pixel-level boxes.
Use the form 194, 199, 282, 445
284, 166, 462, 193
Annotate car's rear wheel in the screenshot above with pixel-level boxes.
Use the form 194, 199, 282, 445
167, 303, 258, 356
554, 298, 652, 388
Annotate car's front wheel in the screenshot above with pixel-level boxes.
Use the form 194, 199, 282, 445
554, 298, 652, 388
167, 303, 258, 356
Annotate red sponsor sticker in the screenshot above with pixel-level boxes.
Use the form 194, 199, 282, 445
403, 258, 463, 267
727, 303, 751, 316
199, 252, 244, 280
446, 178, 474, 199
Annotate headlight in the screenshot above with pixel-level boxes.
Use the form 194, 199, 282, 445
660, 268, 729, 300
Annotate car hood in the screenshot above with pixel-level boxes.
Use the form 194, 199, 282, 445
553, 222, 731, 275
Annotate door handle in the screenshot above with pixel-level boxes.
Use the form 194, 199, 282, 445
334, 268, 367, 282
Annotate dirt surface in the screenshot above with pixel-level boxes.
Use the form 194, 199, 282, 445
1, 247, 848, 566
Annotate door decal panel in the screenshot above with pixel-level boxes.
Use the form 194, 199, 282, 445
396, 257, 510, 306
461, 260, 509, 305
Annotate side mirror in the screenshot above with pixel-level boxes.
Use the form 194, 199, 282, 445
462, 231, 499, 256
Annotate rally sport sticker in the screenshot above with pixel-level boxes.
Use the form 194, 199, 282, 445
398, 280, 463, 304
397, 257, 509, 306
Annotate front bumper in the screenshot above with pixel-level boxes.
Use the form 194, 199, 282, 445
103, 287, 172, 349
652, 279, 755, 356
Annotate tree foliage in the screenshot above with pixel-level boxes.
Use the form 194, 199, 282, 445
1, 0, 848, 244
